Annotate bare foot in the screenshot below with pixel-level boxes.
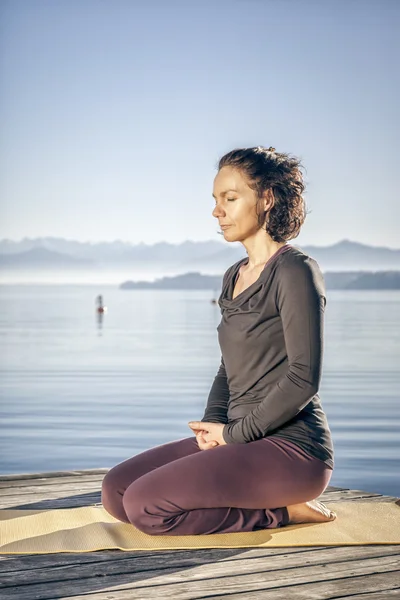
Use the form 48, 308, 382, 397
286, 499, 337, 525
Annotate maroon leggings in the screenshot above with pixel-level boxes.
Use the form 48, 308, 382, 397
101, 435, 333, 536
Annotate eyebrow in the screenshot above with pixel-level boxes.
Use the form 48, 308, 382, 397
212, 189, 238, 198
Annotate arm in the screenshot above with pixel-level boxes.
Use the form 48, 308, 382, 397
201, 356, 230, 424
223, 257, 326, 444
201, 264, 235, 424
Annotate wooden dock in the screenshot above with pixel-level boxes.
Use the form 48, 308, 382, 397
0, 468, 399, 599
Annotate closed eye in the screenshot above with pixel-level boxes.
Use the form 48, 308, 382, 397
213, 198, 237, 205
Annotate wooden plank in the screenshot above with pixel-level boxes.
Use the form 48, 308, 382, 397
0, 545, 398, 585
62, 563, 400, 600
320, 492, 399, 503
1, 545, 398, 575
0, 469, 109, 482
0, 469, 109, 489
1, 552, 398, 599
0, 476, 106, 492
0, 484, 102, 500
207, 577, 400, 600
0, 494, 102, 510
332, 592, 400, 600
0, 483, 101, 500
0, 546, 329, 573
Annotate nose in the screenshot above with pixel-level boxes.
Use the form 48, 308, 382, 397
212, 203, 225, 218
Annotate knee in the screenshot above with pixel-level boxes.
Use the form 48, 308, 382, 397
101, 469, 130, 524
101, 462, 130, 501
101, 468, 117, 503
122, 480, 160, 535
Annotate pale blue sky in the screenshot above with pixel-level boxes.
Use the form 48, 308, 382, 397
1, 0, 399, 247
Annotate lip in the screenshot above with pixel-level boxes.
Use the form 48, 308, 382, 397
220, 225, 232, 230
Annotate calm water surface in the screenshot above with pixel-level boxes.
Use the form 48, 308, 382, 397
0, 285, 399, 497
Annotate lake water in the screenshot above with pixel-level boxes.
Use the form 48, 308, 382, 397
0, 285, 399, 498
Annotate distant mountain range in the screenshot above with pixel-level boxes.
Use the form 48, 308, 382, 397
120, 271, 400, 291
0, 238, 223, 264
1, 238, 399, 275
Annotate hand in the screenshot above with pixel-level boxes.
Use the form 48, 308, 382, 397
193, 430, 218, 451
188, 421, 227, 449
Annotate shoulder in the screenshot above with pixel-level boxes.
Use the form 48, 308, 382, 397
277, 245, 326, 294
280, 245, 324, 275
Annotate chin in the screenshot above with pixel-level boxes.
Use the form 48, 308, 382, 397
222, 228, 239, 241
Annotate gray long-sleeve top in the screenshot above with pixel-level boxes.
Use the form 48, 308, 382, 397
202, 244, 334, 469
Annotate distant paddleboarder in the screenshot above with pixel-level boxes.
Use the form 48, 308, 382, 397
96, 295, 107, 314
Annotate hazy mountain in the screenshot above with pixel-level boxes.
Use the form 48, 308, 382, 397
187, 239, 400, 273
120, 271, 400, 291
303, 240, 400, 270
0, 238, 223, 263
1, 238, 399, 284
0, 247, 93, 269
121, 272, 221, 290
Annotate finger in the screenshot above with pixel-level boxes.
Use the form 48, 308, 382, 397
204, 441, 218, 449
188, 424, 204, 432
199, 441, 218, 450
189, 421, 208, 430
190, 427, 208, 435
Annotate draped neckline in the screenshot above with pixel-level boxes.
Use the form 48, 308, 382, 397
226, 244, 294, 304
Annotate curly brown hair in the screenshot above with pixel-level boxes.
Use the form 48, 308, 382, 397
217, 146, 308, 242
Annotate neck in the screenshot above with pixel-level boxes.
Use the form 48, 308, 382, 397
242, 238, 287, 269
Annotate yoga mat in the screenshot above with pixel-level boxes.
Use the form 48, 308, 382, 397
0, 502, 399, 554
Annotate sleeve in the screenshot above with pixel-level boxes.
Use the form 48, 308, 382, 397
222, 256, 326, 444
201, 356, 230, 424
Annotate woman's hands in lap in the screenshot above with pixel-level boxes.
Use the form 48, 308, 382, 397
188, 421, 227, 450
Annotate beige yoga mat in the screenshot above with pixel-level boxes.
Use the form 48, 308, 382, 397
0, 502, 399, 554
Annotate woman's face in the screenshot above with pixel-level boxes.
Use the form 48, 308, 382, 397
212, 166, 264, 241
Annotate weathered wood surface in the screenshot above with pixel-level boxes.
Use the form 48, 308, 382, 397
0, 469, 399, 600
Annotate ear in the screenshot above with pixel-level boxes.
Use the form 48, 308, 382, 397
262, 188, 275, 212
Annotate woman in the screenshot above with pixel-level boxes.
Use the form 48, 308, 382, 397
101, 146, 336, 535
